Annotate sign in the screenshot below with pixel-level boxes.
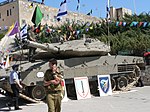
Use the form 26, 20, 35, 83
36, 72, 44, 78
74, 77, 91, 100
97, 75, 112, 96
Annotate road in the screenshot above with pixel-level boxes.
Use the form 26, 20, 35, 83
0, 86, 150, 112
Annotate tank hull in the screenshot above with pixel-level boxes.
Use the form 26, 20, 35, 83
0, 55, 145, 100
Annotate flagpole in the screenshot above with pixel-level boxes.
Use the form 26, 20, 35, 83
17, 0, 20, 27
78, 1, 80, 15
16, 0, 23, 69
77, 0, 80, 22
107, 0, 110, 46
133, 0, 136, 14
107, 0, 110, 36
107, 20, 109, 36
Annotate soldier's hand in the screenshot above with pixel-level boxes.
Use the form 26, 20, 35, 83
51, 80, 60, 85
19, 84, 23, 89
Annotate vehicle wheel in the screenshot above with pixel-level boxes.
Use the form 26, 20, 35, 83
117, 76, 128, 90
30, 85, 46, 101
66, 84, 76, 97
111, 78, 116, 91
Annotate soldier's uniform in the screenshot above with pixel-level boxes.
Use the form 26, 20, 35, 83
44, 69, 63, 112
27, 29, 37, 62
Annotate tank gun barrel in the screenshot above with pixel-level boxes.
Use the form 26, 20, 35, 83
25, 40, 59, 52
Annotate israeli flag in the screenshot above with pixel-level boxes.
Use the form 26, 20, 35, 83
56, 0, 67, 21
20, 24, 28, 39
106, 0, 110, 19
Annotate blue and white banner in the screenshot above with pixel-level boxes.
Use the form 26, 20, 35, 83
20, 24, 28, 39
74, 77, 91, 100
106, 0, 110, 19
97, 75, 112, 96
76, 0, 80, 11
56, 0, 67, 21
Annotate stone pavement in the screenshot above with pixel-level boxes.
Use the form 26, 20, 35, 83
0, 86, 150, 112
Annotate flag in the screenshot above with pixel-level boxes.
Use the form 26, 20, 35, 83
148, 22, 150, 27
8, 21, 19, 36
4, 55, 10, 69
116, 22, 119, 26
138, 22, 143, 27
106, 0, 110, 19
31, 5, 43, 27
56, 0, 67, 21
143, 22, 148, 27
123, 22, 127, 26
0, 56, 5, 69
20, 24, 28, 39
130, 21, 138, 27
41, 0, 45, 4
7, 23, 14, 35
76, 0, 80, 11
119, 22, 122, 26
87, 9, 92, 15
35, 23, 41, 34
0, 58, 5, 69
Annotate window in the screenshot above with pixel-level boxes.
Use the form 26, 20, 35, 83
7, 10, 9, 16
10, 9, 12, 15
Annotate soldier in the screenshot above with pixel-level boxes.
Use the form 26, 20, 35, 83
9, 64, 22, 110
43, 58, 63, 112
27, 26, 37, 62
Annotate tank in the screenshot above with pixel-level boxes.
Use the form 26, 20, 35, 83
0, 37, 145, 101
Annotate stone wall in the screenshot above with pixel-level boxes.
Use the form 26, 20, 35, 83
0, 0, 102, 30
0, 0, 18, 30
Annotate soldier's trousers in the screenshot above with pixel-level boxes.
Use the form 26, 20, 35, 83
11, 84, 19, 109
46, 92, 62, 112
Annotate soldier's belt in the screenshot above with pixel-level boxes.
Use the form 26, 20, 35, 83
47, 90, 61, 94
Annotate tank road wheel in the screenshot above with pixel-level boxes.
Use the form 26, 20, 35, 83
111, 78, 116, 91
31, 85, 46, 101
117, 76, 128, 90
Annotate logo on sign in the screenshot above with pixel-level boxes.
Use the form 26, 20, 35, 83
99, 77, 109, 93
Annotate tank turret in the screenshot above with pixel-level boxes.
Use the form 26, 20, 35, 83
25, 38, 110, 58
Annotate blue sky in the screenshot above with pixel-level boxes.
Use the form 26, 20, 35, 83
0, 0, 150, 18
37, 0, 150, 18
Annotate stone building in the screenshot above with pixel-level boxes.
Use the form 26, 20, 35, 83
110, 6, 132, 21
0, 0, 102, 30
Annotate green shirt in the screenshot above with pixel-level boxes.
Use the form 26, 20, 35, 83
44, 69, 63, 92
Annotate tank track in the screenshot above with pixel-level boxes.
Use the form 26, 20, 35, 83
117, 65, 140, 91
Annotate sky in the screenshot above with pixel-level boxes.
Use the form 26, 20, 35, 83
37, 0, 150, 18
0, 0, 150, 18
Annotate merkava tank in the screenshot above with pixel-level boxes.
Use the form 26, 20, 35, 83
0, 37, 145, 101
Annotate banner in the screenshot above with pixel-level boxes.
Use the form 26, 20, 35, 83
74, 77, 91, 100
97, 75, 112, 96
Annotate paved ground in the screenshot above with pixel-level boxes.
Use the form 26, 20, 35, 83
0, 86, 150, 112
